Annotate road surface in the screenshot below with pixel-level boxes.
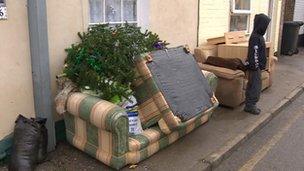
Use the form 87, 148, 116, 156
215, 93, 304, 171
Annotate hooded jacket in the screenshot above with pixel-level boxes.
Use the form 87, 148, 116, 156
247, 14, 271, 70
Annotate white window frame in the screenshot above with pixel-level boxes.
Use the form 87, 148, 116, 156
89, 0, 138, 26
136, 0, 149, 31
229, 14, 251, 32
230, 0, 251, 32
230, 0, 251, 14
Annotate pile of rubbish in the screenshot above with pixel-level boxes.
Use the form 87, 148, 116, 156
9, 115, 48, 171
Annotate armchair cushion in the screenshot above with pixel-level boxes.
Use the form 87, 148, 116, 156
127, 100, 217, 153
128, 126, 165, 152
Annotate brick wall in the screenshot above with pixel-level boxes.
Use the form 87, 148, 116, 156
284, 0, 295, 21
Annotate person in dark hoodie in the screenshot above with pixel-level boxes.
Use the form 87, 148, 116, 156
244, 14, 271, 115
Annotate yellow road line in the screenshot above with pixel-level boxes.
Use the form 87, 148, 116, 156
239, 111, 303, 171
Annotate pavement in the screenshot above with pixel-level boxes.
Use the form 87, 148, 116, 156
215, 93, 304, 171
1, 49, 304, 171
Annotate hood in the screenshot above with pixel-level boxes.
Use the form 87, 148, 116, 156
253, 14, 271, 35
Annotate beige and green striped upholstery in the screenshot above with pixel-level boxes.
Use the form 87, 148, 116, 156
133, 54, 218, 134
132, 54, 164, 129
64, 92, 218, 169
133, 54, 183, 131
125, 110, 214, 164
157, 95, 218, 134
202, 70, 218, 93
66, 93, 129, 155
64, 114, 127, 169
63, 54, 219, 169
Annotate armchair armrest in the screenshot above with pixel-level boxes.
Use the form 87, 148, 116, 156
66, 93, 129, 156
67, 93, 128, 132
198, 63, 245, 80
194, 45, 218, 63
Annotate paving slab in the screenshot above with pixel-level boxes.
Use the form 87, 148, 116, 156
1, 50, 304, 171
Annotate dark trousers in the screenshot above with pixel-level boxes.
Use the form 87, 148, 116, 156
245, 69, 262, 107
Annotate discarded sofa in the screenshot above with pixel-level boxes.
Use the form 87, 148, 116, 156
61, 47, 219, 169
194, 32, 276, 108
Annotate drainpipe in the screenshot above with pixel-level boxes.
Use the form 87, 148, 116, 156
197, 0, 201, 47
267, 0, 274, 42
27, 0, 56, 151
277, 0, 286, 56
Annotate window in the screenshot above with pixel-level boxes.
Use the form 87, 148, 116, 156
230, 14, 249, 31
230, 0, 251, 32
231, 0, 250, 13
0, 0, 5, 6
89, 0, 137, 26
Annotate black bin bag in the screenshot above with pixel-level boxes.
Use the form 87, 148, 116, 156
9, 115, 48, 171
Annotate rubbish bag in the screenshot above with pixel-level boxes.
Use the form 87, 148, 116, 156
35, 117, 48, 163
9, 115, 48, 171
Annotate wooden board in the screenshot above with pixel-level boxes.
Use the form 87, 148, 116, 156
224, 31, 248, 44
207, 36, 225, 45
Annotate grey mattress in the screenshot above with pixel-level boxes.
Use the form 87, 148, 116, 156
147, 46, 213, 122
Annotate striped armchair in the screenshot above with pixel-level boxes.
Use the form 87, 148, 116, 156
62, 48, 219, 169
64, 71, 218, 170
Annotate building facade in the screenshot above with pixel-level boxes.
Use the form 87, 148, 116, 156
0, 0, 199, 157
294, 0, 304, 46
0, 0, 285, 158
198, 0, 283, 52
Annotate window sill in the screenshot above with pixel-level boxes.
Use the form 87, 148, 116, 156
231, 10, 251, 14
